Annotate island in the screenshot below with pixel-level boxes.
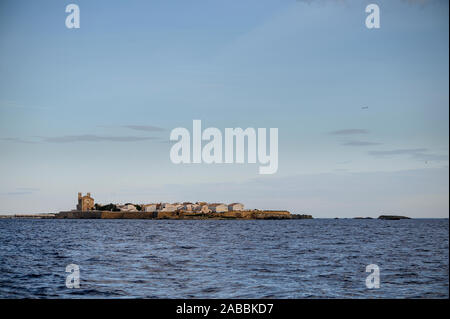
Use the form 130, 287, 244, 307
54, 192, 312, 220
378, 215, 411, 220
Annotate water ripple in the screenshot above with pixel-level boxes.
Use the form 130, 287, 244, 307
0, 219, 448, 298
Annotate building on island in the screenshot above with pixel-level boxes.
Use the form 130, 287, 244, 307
142, 204, 157, 212
228, 203, 244, 211
77, 192, 94, 211
209, 203, 228, 213
76, 193, 247, 215
161, 203, 177, 212
194, 204, 210, 213
175, 203, 184, 210
182, 202, 194, 211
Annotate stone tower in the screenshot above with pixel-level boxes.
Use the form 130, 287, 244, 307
77, 192, 94, 211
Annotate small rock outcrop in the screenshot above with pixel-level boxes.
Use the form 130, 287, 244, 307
378, 215, 411, 220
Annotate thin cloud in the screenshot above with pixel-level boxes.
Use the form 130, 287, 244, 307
2, 135, 160, 144
369, 148, 428, 156
412, 153, 449, 161
0, 137, 38, 144
0, 100, 50, 111
16, 187, 40, 192
123, 125, 165, 132
0, 187, 39, 196
5, 191, 33, 195
336, 160, 351, 164
369, 148, 449, 162
342, 140, 381, 146
329, 129, 369, 135
40, 135, 158, 143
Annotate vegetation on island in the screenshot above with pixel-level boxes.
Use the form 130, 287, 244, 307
94, 203, 120, 212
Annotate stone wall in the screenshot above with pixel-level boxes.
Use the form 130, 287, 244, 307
56, 211, 102, 219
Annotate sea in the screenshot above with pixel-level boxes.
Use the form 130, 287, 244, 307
0, 218, 448, 298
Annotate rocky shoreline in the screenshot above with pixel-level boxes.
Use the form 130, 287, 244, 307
55, 210, 301, 220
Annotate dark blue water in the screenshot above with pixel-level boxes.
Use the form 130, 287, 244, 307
0, 219, 448, 298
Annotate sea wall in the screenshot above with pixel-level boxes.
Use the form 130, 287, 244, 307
101, 211, 157, 219
57, 211, 102, 219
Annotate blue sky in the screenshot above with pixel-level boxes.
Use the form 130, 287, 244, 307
0, 0, 448, 217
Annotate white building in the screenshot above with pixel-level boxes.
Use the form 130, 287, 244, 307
182, 203, 194, 211
161, 203, 177, 212
228, 203, 244, 211
194, 204, 210, 213
142, 204, 157, 212
209, 203, 228, 213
